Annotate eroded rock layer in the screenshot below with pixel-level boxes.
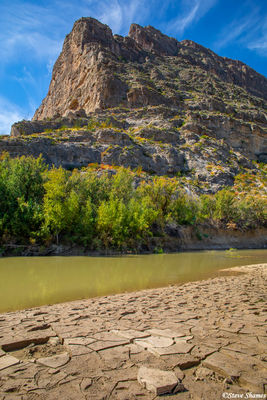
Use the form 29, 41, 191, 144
2, 17, 267, 191
33, 17, 267, 119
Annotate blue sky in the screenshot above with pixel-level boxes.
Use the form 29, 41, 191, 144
0, 0, 266, 135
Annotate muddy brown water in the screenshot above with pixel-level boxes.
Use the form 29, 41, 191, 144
0, 249, 266, 312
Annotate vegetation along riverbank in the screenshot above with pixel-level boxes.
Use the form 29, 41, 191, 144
0, 154, 266, 256
1, 17, 267, 257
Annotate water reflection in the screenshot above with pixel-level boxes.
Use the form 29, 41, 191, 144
0, 249, 266, 312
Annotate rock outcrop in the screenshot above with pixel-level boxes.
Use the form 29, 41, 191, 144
128, 23, 181, 56
32, 17, 267, 120
1, 17, 267, 192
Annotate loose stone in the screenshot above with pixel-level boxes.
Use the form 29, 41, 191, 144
0, 355, 20, 371
137, 366, 180, 395
134, 336, 174, 349
37, 352, 70, 368
202, 352, 241, 379
148, 342, 194, 356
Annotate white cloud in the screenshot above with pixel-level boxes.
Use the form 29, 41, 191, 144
178, 3, 200, 33
165, 0, 218, 36
214, 13, 258, 50
0, 0, 147, 65
98, 0, 143, 34
11, 33, 62, 60
249, 38, 267, 52
0, 2, 64, 63
247, 19, 267, 57
11, 68, 40, 119
0, 97, 25, 135
214, 6, 267, 57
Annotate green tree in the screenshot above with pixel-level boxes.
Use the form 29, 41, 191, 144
43, 168, 96, 244
110, 167, 135, 202
138, 176, 178, 230
43, 167, 71, 243
170, 193, 199, 225
214, 188, 237, 222
0, 154, 46, 241
96, 196, 158, 248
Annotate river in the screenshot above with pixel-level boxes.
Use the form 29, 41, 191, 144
0, 249, 266, 312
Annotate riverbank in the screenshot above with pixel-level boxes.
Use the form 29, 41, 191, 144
1, 155, 266, 259
1, 226, 267, 257
0, 263, 266, 399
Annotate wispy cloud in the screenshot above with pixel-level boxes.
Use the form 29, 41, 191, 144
214, 5, 267, 57
0, 0, 148, 133
0, 97, 24, 135
247, 19, 267, 57
214, 11, 259, 50
0, 0, 266, 135
98, 0, 143, 33
0, 0, 147, 67
0, 1, 65, 74
248, 37, 267, 53
11, 67, 40, 116
3, 32, 62, 61
164, 0, 218, 36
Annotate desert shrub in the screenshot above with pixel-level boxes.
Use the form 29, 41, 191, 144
0, 154, 46, 241
137, 176, 178, 229
213, 188, 237, 222
71, 169, 110, 209
43, 168, 96, 244
233, 195, 267, 229
199, 189, 267, 229
199, 194, 216, 221
109, 167, 135, 202
43, 168, 72, 243
170, 193, 199, 225
96, 196, 158, 248
0, 154, 266, 249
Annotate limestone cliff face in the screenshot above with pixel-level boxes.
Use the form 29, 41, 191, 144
128, 24, 181, 56
3, 17, 267, 192
33, 18, 143, 119
33, 17, 267, 121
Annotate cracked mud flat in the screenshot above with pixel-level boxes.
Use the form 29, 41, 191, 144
0, 264, 266, 399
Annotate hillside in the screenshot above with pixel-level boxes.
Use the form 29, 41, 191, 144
1, 17, 267, 194
0, 17, 266, 254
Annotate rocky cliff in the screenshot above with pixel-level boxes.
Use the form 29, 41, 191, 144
2, 17, 267, 192
33, 17, 267, 119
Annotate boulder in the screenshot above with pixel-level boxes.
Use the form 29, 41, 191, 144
137, 366, 183, 395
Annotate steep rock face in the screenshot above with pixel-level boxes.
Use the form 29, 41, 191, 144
180, 40, 267, 100
33, 17, 267, 121
5, 104, 265, 193
33, 18, 145, 120
128, 24, 180, 56
3, 17, 267, 192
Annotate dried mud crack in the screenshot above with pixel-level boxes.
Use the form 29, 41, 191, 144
0, 264, 266, 399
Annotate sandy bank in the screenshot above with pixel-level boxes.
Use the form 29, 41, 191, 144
0, 264, 266, 399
